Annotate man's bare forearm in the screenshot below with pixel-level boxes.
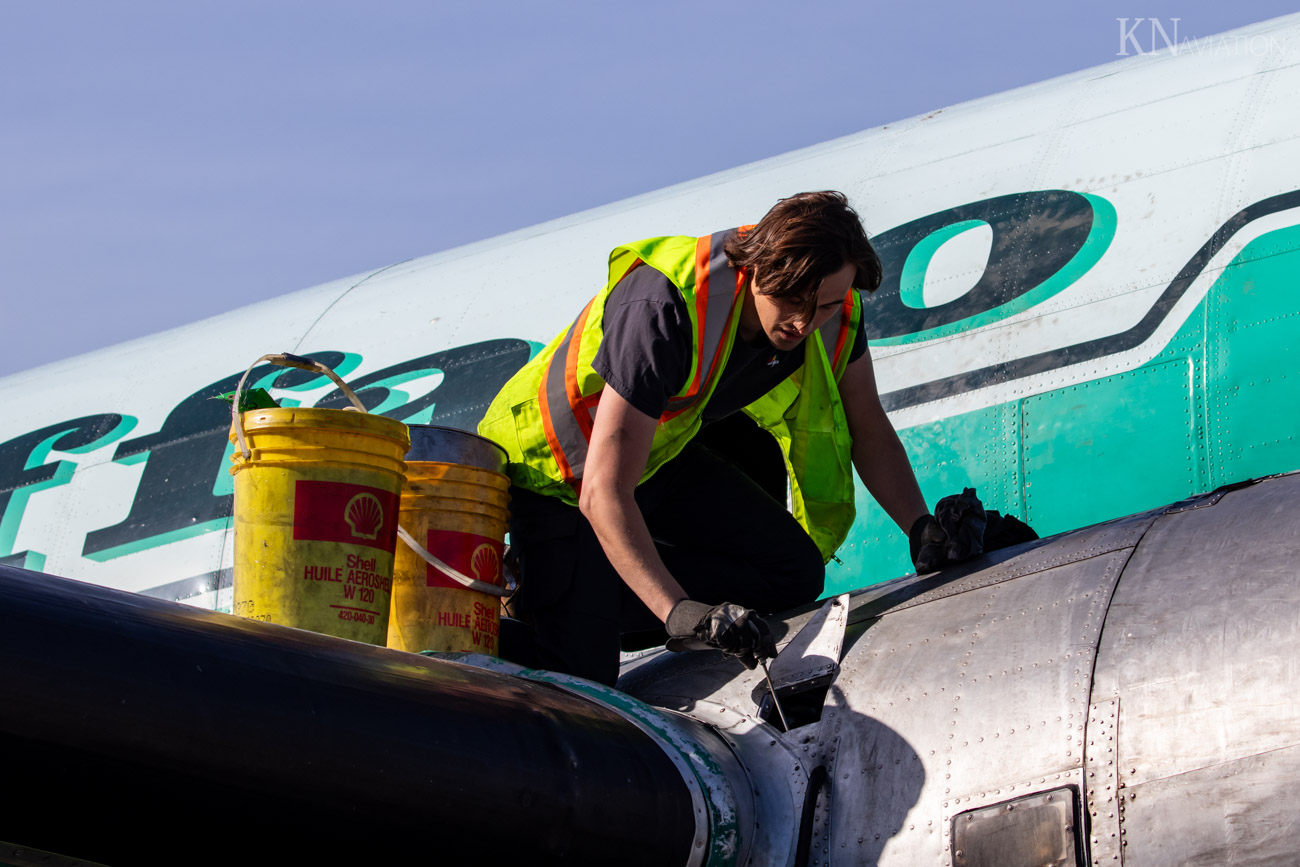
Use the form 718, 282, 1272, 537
579, 481, 686, 622
852, 428, 928, 534
579, 387, 688, 622
840, 351, 929, 535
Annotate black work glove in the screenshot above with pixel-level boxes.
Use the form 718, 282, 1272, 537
664, 600, 777, 669
984, 510, 1038, 551
909, 514, 949, 573
909, 487, 988, 573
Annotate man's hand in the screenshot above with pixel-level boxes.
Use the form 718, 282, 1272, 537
665, 600, 777, 669
909, 513, 951, 573
910, 488, 988, 573
911, 489, 1040, 572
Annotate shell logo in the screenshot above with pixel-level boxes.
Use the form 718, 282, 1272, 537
470, 543, 501, 583
344, 493, 384, 540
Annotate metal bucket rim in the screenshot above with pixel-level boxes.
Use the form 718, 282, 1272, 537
406, 425, 508, 471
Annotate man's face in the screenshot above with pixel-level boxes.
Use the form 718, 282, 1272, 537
742, 262, 855, 351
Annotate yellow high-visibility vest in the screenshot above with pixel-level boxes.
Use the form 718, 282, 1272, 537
477, 228, 862, 561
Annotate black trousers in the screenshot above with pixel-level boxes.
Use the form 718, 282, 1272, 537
501, 421, 824, 686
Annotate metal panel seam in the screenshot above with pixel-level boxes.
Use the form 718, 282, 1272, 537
289, 260, 412, 355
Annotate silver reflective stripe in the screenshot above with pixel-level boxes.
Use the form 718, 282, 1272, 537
698, 230, 738, 382
541, 316, 590, 482
545, 231, 742, 483
667, 229, 742, 412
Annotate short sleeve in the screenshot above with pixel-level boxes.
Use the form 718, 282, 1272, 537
592, 265, 692, 419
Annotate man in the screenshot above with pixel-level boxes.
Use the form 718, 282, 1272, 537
479, 191, 933, 686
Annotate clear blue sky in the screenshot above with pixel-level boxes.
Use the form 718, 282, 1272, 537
1, 1, 1294, 376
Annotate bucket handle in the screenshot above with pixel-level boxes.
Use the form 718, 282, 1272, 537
231, 353, 370, 460
397, 526, 515, 597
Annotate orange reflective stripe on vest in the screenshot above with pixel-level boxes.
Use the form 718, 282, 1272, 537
535, 229, 747, 483
477, 226, 862, 560
820, 288, 857, 373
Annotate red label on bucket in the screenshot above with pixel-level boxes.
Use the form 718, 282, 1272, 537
293, 481, 400, 553
425, 528, 503, 591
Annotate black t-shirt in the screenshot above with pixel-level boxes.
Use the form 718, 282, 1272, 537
592, 264, 867, 423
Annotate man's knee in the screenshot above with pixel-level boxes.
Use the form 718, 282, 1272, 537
746, 536, 824, 614
778, 542, 825, 610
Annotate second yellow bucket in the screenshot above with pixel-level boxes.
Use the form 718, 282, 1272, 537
388, 426, 510, 654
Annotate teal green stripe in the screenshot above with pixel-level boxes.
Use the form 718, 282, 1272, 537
898, 219, 987, 309
2, 416, 138, 557
24, 414, 138, 470
875, 193, 1117, 346
828, 219, 1300, 594
353, 369, 446, 416
212, 439, 237, 497
248, 352, 364, 393
81, 517, 231, 562
0, 462, 75, 557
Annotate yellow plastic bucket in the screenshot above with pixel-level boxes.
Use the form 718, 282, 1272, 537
388, 426, 511, 654
228, 353, 410, 644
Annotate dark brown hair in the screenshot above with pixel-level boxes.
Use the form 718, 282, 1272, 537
724, 191, 882, 308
